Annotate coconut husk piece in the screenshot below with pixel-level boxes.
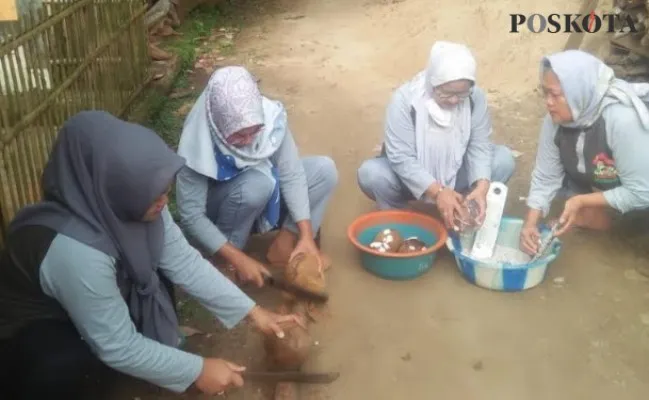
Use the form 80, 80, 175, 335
264, 303, 313, 371
157, 19, 182, 37
149, 42, 173, 60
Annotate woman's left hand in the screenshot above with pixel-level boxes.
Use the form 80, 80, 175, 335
289, 236, 323, 271
555, 195, 584, 236
247, 306, 306, 338
464, 182, 489, 224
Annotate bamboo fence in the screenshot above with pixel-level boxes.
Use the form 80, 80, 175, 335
0, 0, 150, 245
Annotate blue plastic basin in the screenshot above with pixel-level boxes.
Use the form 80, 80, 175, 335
347, 210, 448, 281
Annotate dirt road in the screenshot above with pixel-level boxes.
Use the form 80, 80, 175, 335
219, 0, 649, 398
112, 0, 649, 398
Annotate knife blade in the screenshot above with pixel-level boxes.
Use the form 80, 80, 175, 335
264, 274, 329, 304
243, 371, 339, 384
530, 223, 560, 262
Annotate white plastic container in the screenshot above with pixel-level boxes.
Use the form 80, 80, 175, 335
470, 182, 508, 260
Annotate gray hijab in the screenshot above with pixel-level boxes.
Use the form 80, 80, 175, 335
541, 50, 649, 130
10, 110, 185, 347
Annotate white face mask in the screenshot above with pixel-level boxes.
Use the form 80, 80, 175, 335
426, 97, 455, 127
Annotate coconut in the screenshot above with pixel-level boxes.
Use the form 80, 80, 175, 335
283, 252, 326, 299
372, 228, 403, 252
369, 241, 390, 252
397, 237, 427, 253
264, 321, 313, 370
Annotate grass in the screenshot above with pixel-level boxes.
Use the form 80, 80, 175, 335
164, 4, 233, 70
143, 5, 223, 144
143, 2, 250, 144
138, 2, 247, 218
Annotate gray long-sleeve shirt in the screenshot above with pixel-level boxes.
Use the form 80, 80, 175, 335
527, 103, 649, 216
176, 128, 310, 255
383, 83, 494, 200
39, 207, 255, 393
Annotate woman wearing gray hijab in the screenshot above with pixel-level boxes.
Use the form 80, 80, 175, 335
521, 50, 649, 254
176, 66, 338, 283
0, 111, 301, 399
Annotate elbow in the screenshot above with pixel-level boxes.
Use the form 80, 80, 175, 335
90, 336, 141, 370
609, 186, 649, 213
176, 208, 193, 231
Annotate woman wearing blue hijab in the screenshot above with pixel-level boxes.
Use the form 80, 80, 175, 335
176, 66, 338, 284
521, 50, 649, 254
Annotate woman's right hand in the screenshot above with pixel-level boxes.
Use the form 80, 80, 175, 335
233, 255, 271, 288
214, 244, 271, 288
194, 358, 246, 395
520, 224, 541, 255
435, 188, 467, 229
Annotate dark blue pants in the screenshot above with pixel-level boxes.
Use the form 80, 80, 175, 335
0, 276, 176, 399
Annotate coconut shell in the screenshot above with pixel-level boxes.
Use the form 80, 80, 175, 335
264, 322, 312, 370
397, 237, 427, 253
373, 228, 403, 252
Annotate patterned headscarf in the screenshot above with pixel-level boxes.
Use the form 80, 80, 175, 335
206, 66, 264, 139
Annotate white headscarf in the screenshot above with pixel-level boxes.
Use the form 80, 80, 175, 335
409, 41, 476, 189
541, 50, 649, 131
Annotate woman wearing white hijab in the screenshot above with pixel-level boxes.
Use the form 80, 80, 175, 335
357, 41, 516, 228
521, 50, 649, 254
176, 66, 337, 285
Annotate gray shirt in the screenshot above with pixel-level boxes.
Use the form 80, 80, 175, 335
176, 128, 310, 255
383, 83, 494, 200
527, 103, 649, 215
39, 207, 255, 393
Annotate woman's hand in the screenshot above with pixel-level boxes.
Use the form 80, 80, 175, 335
435, 188, 467, 229
555, 196, 584, 236
247, 305, 306, 338
289, 236, 323, 271
194, 358, 245, 395
232, 255, 271, 288
464, 181, 489, 224
520, 223, 541, 255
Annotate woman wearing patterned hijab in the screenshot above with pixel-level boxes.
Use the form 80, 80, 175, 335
0, 111, 302, 399
176, 66, 338, 284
